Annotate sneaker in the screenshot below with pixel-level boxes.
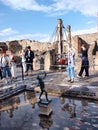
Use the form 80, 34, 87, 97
70, 80, 74, 83
67, 79, 71, 82
1, 78, 5, 82
1, 78, 7, 84
85, 75, 89, 78
77, 74, 82, 78
5, 79, 8, 84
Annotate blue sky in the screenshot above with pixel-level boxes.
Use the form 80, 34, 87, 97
0, 0, 98, 42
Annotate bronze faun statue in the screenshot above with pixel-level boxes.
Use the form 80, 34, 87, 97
37, 72, 50, 102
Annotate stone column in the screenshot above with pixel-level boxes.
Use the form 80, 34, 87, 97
57, 19, 63, 55
44, 51, 51, 71
94, 51, 98, 71
67, 25, 71, 48
73, 35, 79, 53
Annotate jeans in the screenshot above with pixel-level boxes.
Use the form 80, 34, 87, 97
2, 66, 12, 78
67, 66, 75, 79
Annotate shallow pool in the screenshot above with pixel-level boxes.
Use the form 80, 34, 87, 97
0, 91, 98, 130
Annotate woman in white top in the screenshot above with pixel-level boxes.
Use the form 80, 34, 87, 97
67, 47, 75, 83
21, 50, 26, 73
9, 50, 17, 79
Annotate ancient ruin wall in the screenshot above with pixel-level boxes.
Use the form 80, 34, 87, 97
78, 32, 98, 44
18, 39, 51, 52
72, 32, 98, 72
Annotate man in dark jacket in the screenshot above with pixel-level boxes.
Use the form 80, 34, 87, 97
25, 46, 34, 75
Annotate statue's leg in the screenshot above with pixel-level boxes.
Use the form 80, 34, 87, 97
39, 91, 43, 100
45, 91, 49, 101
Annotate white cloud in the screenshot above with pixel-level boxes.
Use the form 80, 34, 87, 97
0, 0, 51, 12
72, 27, 97, 36
7, 33, 49, 41
0, 28, 18, 36
0, 0, 98, 16
0, 28, 50, 42
50, 0, 98, 16
87, 21, 96, 25
0, 27, 97, 42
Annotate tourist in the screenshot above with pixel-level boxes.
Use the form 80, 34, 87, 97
9, 50, 17, 79
1, 50, 12, 84
25, 46, 34, 75
66, 47, 75, 83
21, 49, 27, 73
0, 48, 3, 79
77, 44, 89, 78
0, 63, 2, 80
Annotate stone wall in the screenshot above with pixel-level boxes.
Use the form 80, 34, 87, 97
78, 33, 98, 44
18, 39, 51, 52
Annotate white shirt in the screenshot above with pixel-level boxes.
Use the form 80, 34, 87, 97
28, 51, 30, 57
67, 52, 75, 67
1, 56, 10, 67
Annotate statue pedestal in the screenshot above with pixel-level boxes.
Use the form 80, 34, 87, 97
38, 99, 52, 116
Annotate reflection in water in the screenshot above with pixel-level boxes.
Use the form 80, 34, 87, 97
25, 91, 38, 108
0, 93, 98, 129
0, 96, 20, 118
81, 99, 88, 114
0, 91, 38, 118
59, 97, 65, 104
7, 109, 14, 118
39, 114, 53, 130
61, 98, 76, 118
